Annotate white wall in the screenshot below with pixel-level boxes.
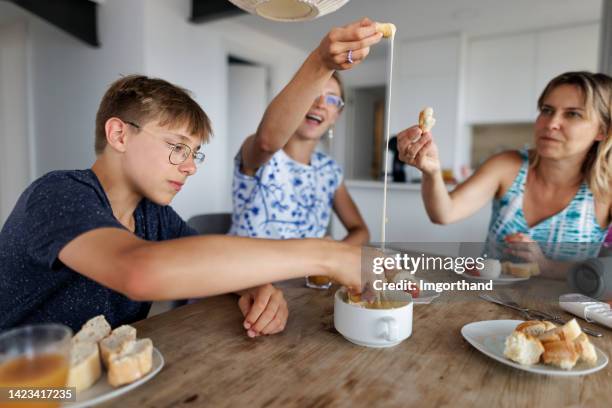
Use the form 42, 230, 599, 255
341, 58, 387, 87
0, 21, 29, 223
6, 0, 306, 222
29, 0, 146, 176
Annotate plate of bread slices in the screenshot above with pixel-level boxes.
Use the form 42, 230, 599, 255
63, 315, 163, 407
462, 319, 608, 376
464, 259, 539, 285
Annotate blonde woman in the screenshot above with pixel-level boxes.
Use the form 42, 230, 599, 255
397, 72, 612, 279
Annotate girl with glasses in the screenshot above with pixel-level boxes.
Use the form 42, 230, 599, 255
230, 19, 380, 283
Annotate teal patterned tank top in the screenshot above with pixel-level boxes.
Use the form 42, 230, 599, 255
485, 150, 608, 261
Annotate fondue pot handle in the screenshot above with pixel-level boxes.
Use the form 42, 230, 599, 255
379, 317, 398, 341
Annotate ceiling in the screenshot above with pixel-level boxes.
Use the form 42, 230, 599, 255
229, 0, 603, 59
0, 0, 602, 57
0, 1, 28, 26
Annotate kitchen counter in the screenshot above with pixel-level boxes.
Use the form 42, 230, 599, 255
336, 180, 490, 243
346, 179, 425, 191
99, 278, 612, 407
346, 179, 459, 191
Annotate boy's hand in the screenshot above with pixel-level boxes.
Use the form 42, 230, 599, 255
238, 284, 288, 338
316, 17, 383, 71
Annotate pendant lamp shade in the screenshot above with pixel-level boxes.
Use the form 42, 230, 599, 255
228, 0, 350, 22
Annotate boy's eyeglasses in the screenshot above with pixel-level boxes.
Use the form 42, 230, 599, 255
125, 121, 205, 166
316, 94, 344, 109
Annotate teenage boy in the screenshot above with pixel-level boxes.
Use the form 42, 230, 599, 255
0, 76, 360, 336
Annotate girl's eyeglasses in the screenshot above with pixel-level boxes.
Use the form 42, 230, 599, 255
316, 94, 344, 109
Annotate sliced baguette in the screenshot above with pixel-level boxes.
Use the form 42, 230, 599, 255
515, 320, 557, 337
100, 325, 137, 368
503, 331, 544, 365
66, 341, 102, 392
574, 333, 598, 366
502, 262, 540, 278
538, 318, 582, 343
107, 338, 153, 387
542, 339, 579, 370
72, 315, 111, 344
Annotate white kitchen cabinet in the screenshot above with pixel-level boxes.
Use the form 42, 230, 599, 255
466, 23, 600, 124
466, 33, 537, 123
392, 34, 462, 170
535, 24, 600, 93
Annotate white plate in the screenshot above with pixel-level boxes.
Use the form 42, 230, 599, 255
63, 347, 164, 408
461, 320, 608, 376
464, 273, 529, 285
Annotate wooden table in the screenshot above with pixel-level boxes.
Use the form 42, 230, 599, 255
101, 278, 612, 408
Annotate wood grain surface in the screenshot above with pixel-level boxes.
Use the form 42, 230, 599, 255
98, 277, 612, 408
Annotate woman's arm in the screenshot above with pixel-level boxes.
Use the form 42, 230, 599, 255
332, 183, 370, 245
240, 19, 382, 174
397, 125, 518, 224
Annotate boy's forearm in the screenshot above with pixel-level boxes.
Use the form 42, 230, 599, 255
127, 236, 348, 301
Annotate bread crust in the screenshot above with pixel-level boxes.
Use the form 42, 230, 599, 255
418, 107, 436, 132
375, 22, 396, 38
67, 341, 102, 392
107, 338, 153, 387
506, 319, 593, 370
542, 339, 579, 370
100, 325, 137, 368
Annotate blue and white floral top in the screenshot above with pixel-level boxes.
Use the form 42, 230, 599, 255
229, 149, 343, 239
485, 149, 608, 261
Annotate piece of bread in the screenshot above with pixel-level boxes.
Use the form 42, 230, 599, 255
66, 341, 102, 392
574, 333, 598, 366
504, 331, 544, 365
418, 107, 436, 133
515, 320, 557, 337
100, 325, 137, 368
108, 338, 153, 387
72, 315, 111, 344
542, 339, 579, 370
502, 262, 540, 278
538, 319, 582, 343
375, 22, 396, 38
479, 259, 502, 279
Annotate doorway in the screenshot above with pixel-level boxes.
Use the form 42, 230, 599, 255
225, 55, 269, 209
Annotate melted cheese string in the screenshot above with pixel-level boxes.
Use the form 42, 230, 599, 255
380, 32, 395, 249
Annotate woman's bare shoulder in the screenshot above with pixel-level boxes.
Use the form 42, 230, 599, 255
477, 150, 524, 198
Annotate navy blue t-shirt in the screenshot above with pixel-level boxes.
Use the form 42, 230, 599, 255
0, 170, 197, 332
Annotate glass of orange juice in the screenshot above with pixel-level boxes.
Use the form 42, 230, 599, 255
305, 275, 332, 289
0, 324, 72, 408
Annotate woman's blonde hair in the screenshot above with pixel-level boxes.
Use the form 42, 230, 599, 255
535, 71, 612, 200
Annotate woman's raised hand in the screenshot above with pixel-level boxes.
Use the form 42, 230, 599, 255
397, 125, 441, 176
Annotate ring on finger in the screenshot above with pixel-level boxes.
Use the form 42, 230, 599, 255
347, 49, 354, 64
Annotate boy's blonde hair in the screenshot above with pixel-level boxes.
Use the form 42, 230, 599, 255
95, 75, 212, 154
